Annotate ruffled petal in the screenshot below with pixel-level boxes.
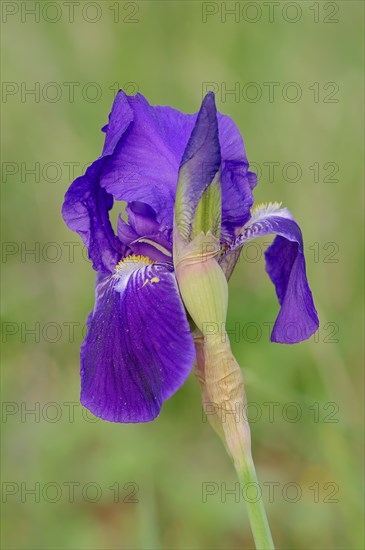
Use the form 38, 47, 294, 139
225, 203, 319, 343
62, 94, 134, 273
100, 93, 189, 230
221, 163, 257, 242
80, 259, 195, 422
100, 90, 255, 237
218, 115, 257, 241
62, 159, 127, 273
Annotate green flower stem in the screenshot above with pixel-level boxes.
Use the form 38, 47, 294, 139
234, 454, 275, 550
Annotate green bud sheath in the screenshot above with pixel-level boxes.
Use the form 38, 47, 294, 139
173, 231, 226, 332
174, 228, 251, 464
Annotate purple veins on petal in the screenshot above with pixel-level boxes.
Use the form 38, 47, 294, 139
80, 255, 195, 423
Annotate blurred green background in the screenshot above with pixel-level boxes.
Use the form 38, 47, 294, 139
2, 1, 364, 548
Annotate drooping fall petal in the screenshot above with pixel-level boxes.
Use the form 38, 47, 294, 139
81, 257, 195, 422
224, 203, 319, 343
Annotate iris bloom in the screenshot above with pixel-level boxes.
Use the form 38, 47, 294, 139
62, 91, 318, 425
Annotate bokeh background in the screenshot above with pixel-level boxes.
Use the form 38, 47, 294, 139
2, 1, 364, 548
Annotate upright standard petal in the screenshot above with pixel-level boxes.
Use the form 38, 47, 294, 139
101, 93, 196, 230
63, 90, 256, 269
102, 90, 134, 156
100, 91, 255, 237
80, 257, 195, 422
224, 203, 319, 343
218, 115, 257, 242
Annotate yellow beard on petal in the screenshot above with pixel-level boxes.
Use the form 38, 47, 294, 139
114, 254, 154, 273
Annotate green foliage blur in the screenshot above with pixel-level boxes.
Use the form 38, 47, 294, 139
2, 1, 364, 548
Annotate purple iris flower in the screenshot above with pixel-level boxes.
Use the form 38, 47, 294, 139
62, 91, 319, 423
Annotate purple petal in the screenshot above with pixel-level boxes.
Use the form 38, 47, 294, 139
102, 91, 134, 156
226, 205, 319, 343
100, 93, 192, 230
118, 202, 173, 262
62, 93, 134, 272
221, 162, 257, 243
62, 159, 127, 273
100, 90, 255, 236
81, 261, 195, 422
218, 115, 257, 241
126, 201, 160, 236
265, 237, 318, 343
63, 90, 256, 270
